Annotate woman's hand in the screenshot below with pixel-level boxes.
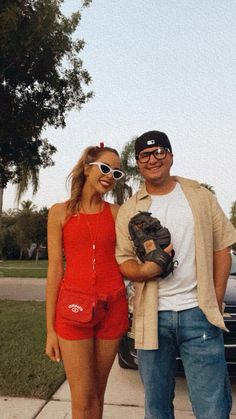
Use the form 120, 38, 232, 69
45, 330, 61, 363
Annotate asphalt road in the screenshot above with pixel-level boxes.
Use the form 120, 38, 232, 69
0, 277, 46, 301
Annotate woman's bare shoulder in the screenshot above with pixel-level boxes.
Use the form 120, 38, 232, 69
48, 202, 67, 225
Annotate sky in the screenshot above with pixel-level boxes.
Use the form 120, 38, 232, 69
3, 0, 236, 216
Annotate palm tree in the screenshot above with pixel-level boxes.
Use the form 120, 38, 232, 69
15, 164, 40, 205
111, 137, 142, 204
200, 183, 216, 195
0, 165, 39, 214
0, 209, 19, 259
230, 201, 236, 228
0, 188, 3, 215
19, 200, 37, 214
230, 201, 236, 251
16, 200, 37, 259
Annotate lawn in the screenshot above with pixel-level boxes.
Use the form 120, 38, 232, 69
0, 300, 66, 399
0, 259, 48, 278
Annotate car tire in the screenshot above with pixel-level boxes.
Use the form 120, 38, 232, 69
118, 335, 138, 370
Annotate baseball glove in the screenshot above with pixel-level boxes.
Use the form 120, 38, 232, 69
128, 211, 175, 278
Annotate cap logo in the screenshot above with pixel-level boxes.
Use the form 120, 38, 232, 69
147, 140, 155, 145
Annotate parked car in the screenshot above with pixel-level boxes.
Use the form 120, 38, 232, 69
118, 251, 236, 376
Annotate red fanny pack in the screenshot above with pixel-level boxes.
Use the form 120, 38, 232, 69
59, 286, 125, 327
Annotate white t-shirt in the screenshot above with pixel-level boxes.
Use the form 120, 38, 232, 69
149, 183, 198, 311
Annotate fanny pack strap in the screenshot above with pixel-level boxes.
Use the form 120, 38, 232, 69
98, 286, 126, 303
61, 282, 126, 304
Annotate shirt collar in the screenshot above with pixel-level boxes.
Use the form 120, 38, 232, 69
136, 176, 200, 201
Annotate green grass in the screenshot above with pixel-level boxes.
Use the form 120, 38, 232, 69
0, 260, 48, 278
0, 300, 66, 399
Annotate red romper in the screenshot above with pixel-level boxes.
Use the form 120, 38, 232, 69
55, 202, 128, 340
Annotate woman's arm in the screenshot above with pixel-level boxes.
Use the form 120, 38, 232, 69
45, 203, 65, 362
119, 259, 162, 282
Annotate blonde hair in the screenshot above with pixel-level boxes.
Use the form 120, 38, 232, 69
66, 146, 119, 215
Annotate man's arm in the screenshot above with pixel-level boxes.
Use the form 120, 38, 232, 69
119, 259, 162, 282
213, 246, 232, 313
119, 243, 173, 282
116, 204, 173, 282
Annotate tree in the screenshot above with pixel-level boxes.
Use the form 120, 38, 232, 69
31, 206, 48, 261
200, 183, 216, 195
0, 203, 49, 260
18, 199, 37, 214
0, 209, 19, 259
0, 0, 93, 212
230, 201, 236, 228
230, 201, 236, 251
111, 137, 142, 204
15, 200, 37, 259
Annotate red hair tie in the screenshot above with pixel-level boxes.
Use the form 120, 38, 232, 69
99, 141, 104, 148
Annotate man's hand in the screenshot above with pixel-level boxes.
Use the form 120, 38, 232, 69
119, 244, 173, 282
139, 244, 173, 279
128, 211, 176, 278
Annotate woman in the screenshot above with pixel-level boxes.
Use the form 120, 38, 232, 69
45, 144, 128, 419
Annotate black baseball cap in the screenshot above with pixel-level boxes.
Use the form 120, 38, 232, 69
135, 130, 172, 159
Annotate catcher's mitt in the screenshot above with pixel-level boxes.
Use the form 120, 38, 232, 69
128, 211, 175, 278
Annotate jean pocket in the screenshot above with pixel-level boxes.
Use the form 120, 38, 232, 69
199, 309, 222, 339
185, 307, 222, 341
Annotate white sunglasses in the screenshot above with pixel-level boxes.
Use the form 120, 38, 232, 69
89, 161, 125, 180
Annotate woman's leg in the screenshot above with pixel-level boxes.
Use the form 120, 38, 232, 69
58, 336, 99, 419
93, 294, 128, 417
94, 338, 121, 419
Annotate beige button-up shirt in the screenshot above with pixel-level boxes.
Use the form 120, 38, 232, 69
116, 176, 236, 349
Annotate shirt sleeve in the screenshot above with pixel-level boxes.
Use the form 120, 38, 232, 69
211, 194, 236, 251
115, 204, 137, 265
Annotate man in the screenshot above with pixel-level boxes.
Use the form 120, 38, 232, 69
116, 130, 236, 419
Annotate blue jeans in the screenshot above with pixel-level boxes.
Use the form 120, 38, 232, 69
138, 307, 232, 419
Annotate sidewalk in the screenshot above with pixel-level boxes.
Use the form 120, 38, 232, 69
0, 277, 236, 418
1, 358, 236, 419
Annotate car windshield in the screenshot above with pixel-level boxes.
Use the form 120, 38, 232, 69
231, 252, 236, 275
